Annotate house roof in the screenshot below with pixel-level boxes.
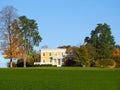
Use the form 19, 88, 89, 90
41, 48, 66, 52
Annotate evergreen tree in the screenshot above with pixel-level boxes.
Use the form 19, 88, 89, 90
18, 16, 42, 68
85, 23, 115, 60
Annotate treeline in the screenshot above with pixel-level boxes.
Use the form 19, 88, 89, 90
59, 23, 120, 68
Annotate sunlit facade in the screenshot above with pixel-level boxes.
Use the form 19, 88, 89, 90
39, 48, 66, 67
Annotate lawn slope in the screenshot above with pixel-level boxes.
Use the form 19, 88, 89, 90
0, 67, 120, 90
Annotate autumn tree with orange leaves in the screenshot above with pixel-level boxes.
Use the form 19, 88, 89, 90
112, 48, 120, 67
3, 20, 23, 59
0, 6, 20, 68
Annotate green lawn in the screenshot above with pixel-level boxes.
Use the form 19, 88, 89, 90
0, 67, 120, 90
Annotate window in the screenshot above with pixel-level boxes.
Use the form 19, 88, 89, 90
58, 59, 60, 65
50, 59, 52, 63
43, 52, 45, 56
62, 59, 64, 62
62, 52, 64, 56
55, 52, 57, 56
49, 52, 52, 56
43, 59, 45, 63
54, 59, 57, 62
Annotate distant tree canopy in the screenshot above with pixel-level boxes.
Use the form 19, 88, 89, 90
84, 23, 115, 60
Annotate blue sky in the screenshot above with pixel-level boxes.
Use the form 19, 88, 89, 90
0, 0, 120, 67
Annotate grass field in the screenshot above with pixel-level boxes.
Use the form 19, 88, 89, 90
0, 67, 120, 90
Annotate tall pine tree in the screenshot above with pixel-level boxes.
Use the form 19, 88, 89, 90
85, 23, 115, 60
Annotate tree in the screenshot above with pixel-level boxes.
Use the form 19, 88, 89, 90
85, 43, 96, 60
27, 50, 40, 66
18, 16, 42, 68
0, 6, 18, 68
74, 45, 91, 67
84, 23, 115, 60
112, 48, 120, 67
114, 44, 120, 49
3, 20, 23, 59
58, 45, 73, 54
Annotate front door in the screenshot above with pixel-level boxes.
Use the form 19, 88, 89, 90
58, 59, 60, 65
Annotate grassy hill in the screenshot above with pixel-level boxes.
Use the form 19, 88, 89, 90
0, 67, 120, 90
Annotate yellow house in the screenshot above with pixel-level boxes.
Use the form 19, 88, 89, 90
40, 48, 66, 67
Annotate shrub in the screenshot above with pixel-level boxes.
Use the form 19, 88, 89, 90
17, 59, 33, 67
7, 62, 17, 67
34, 64, 53, 67
95, 59, 116, 68
64, 59, 76, 66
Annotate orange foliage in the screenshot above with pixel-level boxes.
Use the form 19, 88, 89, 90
112, 48, 120, 57
3, 20, 23, 59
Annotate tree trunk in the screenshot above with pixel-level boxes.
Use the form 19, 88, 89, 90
24, 55, 26, 68
24, 58, 26, 68
10, 58, 12, 68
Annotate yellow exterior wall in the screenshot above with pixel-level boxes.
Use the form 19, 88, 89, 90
41, 52, 62, 62
41, 49, 66, 64
41, 52, 49, 62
